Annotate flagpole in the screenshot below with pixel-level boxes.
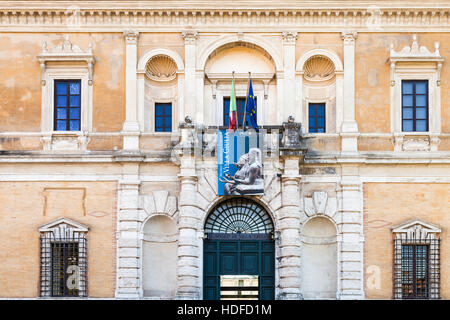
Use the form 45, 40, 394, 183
232, 71, 238, 129
242, 71, 250, 130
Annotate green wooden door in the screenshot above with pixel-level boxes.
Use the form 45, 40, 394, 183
203, 198, 275, 300
203, 239, 275, 300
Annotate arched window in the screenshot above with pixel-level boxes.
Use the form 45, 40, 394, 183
204, 198, 273, 236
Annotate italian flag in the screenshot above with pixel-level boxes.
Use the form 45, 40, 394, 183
229, 77, 237, 132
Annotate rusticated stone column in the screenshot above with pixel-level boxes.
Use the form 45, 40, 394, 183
115, 161, 143, 298
336, 164, 364, 299
175, 121, 201, 299
278, 119, 306, 300
278, 167, 302, 299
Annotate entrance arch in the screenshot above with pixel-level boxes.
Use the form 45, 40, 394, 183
203, 198, 275, 300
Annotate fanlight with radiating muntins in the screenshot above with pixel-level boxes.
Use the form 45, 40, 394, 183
303, 55, 335, 81
145, 55, 178, 81
204, 198, 274, 234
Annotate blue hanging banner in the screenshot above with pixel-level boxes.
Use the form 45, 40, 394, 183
217, 129, 264, 196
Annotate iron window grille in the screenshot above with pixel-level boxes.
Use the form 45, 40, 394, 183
40, 229, 87, 297
393, 233, 440, 299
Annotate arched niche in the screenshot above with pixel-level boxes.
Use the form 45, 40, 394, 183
137, 49, 184, 133
296, 49, 344, 134
203, 42, 277, 127
301, 216, 337, 299
142, 215, 178, 298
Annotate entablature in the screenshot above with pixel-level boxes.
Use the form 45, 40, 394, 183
1, 4, 450, 31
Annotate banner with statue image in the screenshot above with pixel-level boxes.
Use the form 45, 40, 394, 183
217, 129, 264, 196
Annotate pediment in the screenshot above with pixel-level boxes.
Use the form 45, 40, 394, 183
389, 34, 444, 63
39, 217, 89, 233
392, 219, 441, 234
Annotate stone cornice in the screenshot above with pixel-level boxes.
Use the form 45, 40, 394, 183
1, 5, 450, 31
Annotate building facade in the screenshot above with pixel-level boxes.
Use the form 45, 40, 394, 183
0, 0, 449, 300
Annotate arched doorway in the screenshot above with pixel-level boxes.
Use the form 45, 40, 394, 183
203, 198, 275, 300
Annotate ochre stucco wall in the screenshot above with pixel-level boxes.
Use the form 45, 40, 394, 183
355, 33, 450, 135
0, 33, 125, 134
0, 181, 117, 298
363, 182, 450, 299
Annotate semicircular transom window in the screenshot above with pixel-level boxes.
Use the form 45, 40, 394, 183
303, 55, 335, 81
205, 198, 274, 234
145, 54, 178, 81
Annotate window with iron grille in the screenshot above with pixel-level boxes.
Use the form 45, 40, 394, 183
54, 80, 81, 131
155, 103, 172, 132
393, 231, 440, 299
40, 222, 88, 297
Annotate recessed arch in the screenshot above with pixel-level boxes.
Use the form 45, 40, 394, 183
137, 48, 184, 72
301, 216, 338, 299
296, 48, 343, 73
142, 214, 178, 298
198, 35, 282, 72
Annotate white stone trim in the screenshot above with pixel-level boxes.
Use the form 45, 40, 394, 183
37, 36, 94, 151
296, 48, 344, 134
39, 217, 89, 233
3, 7, 450, 32
392, 219, 441, 236
296, 48, 344, 73
137, 48, 184, 133
123, 30, 141, 150
198, 34, 282, 72
137, 48, 185, 72
389, 34, 444, 152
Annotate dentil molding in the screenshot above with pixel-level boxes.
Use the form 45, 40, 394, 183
2, 6, 450, 31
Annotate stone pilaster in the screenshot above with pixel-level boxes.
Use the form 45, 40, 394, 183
336, 164, 364, 299
181, 30, 199, 122
176, 121, 201, 299
282, 31, 298, 121
341, 31, 359, 153
122, 30, 140, 151
115, 171, 142, 298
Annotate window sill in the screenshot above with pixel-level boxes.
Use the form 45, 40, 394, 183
41, 132, 89, 151
393, 132, 440, 152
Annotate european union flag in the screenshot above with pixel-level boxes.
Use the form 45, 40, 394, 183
245, 78, 259, 132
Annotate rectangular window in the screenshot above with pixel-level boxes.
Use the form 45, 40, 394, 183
155, 103, 172, 132
51, 242, 79, 297
223, 97, 257, 127
308, 103, 326, 133
40, 232, 87, 297
394, 237, 440, 299
401, 245, 429, 299
402, 80, 428, 132
54, 80, 81, 131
